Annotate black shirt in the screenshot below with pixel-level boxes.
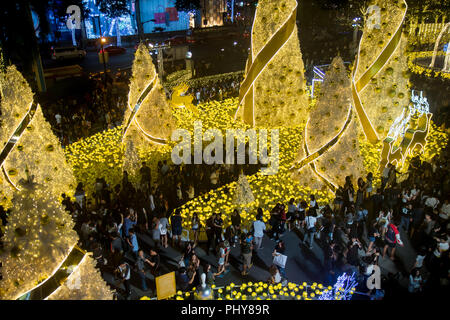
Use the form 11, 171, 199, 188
214, 217, 223, 231
231, 214, 241, 226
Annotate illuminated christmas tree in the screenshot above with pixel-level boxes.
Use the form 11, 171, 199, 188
235, 0, 309, 128
232, 172, 255, 207
352, 0, 410, 143
0, 65, 112, 300
292, 57, 366, 189
0, 65, 75, 207
122, 43, 176, 185
0, 181, 113, 300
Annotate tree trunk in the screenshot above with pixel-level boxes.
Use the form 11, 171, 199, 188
429, 22, 450, 68
116, 18, 121, 47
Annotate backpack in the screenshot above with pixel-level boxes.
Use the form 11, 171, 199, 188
386, 224, 397, 243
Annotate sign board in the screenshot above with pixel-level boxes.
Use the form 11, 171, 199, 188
155, 271, 176, 300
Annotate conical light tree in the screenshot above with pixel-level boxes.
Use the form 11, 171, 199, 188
352, 0, 410, 142
0, 65, 75, 207
232, 172, 255, 207
47, 253, 113, 300
0, 65, 113, 300
235, 0, 309, 128
292, 57, 366, 189
0, 181, 113, 300
122, 43, 176, 185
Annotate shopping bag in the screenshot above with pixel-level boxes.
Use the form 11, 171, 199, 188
273, 253, 287, 268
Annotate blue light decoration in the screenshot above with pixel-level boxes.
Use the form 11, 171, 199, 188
319, 273, 358, 300
83, 0, 137, 39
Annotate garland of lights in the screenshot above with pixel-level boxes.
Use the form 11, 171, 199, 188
290, 105, 353, 192
139, 273, 357, 300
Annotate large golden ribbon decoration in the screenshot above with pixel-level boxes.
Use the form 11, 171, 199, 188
122, 76, 167, 145
234, 1, 298, 126
0, 101, 38, 191
351, 0, 408, 144
16, 245, 86, 300
290, 105, 353, 192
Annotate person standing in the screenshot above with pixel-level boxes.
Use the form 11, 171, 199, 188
230, 209, 242, 247
252, 212, 266, 251
139, 161, 151, 192
304, 210, 318, 249
136, 250, 148, 291
191, 212, 200, 246
205, 213, 216, 255
213, 212, 224, 247
408, 268, 423, 293
146, 247, 161, 277
214, 241, 227, 278
110, 231, 124, 268
171, 209, 183, 248
159, 212, 169, 248
116, 261, 131, 298
127, 228, 139, 258
151, 216, 161, 249
382, 219, 403, 260
287, 198, 297, 232
240, 233, 253, 276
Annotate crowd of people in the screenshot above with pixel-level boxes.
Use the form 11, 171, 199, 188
56, 137, 450, 300
42, 70, 242, 147
186, 75, 243, 104
44, 71, 129, 146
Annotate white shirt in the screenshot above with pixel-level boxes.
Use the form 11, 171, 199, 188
434, 241, 449, 258
253, 220, 266, 238
415, 255, 425, 268
274, 271, 281, 283
425, 197, 439, 209
306, 216, 317, 230
149, 194, 155, 211
159, 217, 169, 235
210, 172, 218, 185
55, 114, 61, 124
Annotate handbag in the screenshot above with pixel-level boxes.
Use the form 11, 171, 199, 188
273, 253, 287, 268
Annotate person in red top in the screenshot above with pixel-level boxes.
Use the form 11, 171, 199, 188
382, 218, 404, 260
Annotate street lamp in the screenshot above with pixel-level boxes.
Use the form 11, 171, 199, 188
100, 37, 107, 84
96, 15, 108, 85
